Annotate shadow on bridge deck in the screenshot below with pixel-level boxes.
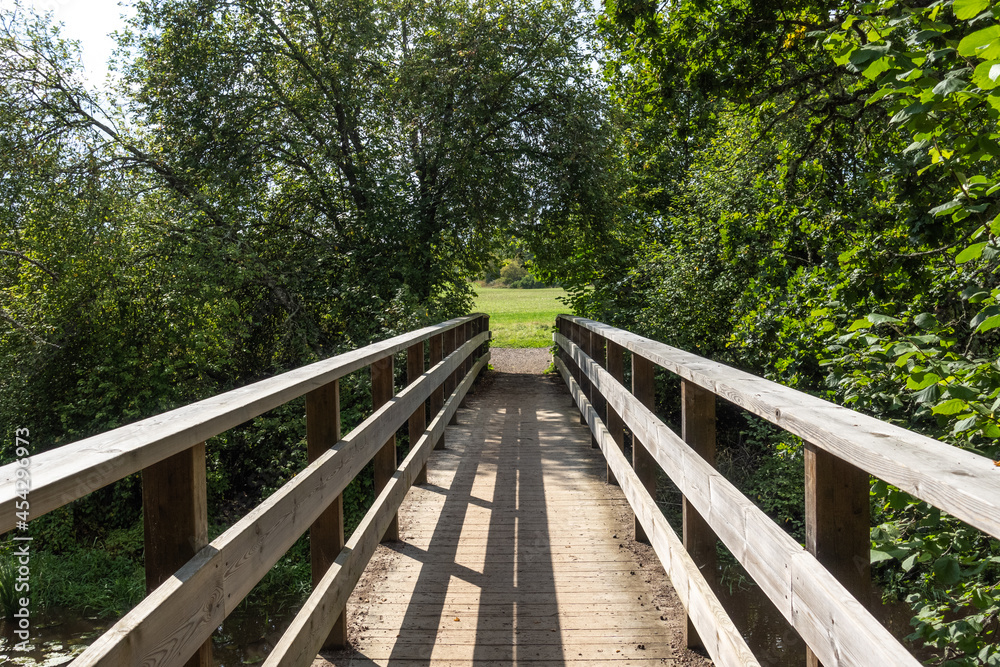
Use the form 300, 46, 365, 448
316, 366, 708, 667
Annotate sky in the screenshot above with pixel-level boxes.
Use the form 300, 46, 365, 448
1, 0, 134, 88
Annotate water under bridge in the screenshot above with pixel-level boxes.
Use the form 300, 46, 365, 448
1, 314, 997, 666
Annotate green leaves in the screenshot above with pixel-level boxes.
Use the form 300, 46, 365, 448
932, 398, 968, 415
956, 242, 986, 264
932, 555, 962, 585
954, 0, 991, 21
958, 25, 1000, 59
907, 371, 940, 390
972, 60, 1000, 89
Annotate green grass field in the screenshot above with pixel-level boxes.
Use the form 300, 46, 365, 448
473, 287, 569, 348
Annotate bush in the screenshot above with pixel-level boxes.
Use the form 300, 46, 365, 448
499, 259, 528, 285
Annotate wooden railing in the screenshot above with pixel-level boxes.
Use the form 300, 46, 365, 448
554, 315, 1000, 667
0, 313, 490, 667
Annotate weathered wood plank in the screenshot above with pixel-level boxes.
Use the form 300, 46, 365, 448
556, 356, 759, 667
141, 442, 212, 667
805, 442, 872, 667
408, 342, 428, 486
557, 315, 1000, 541
429, 332, 445, 450
555, 332, 922, 667
590, 330, 607, 449
306, 380, 345, 650
681, 378, 718, 652
632, 353, 656, 544
445, 326, 459, 425
372, 356, 398, 543
71, 334, 488, 667
0, 315, 486, 534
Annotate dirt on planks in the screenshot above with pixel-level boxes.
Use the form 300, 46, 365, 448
605, 494, 715, 667
312, 538, 401, 666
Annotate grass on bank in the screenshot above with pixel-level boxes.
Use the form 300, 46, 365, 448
472, 287, 568, 348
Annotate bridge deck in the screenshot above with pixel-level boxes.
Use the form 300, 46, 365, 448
318, 362, 697, 666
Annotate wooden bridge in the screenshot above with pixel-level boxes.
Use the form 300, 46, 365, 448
1, 314, 998, 666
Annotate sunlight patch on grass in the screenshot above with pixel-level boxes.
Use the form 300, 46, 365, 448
472, 287, 569, 348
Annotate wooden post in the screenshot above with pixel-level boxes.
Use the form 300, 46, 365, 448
408, 342, 428, 485
632, 353, 656, 544
480, 314, 490, 367
446, 325, 460, 425
589, 329, 606, 449
558, 317, 571, 370
306, 380, 346, 649
372, 356, 398, 541
142, 443, 212, 667
681, 379, 718, 651
460, 320, 474, 405
805, 443, 871, 667
606, 341, 626, 485
430, 333, 445, 450
568, 319, 579, 376
577, 323, 590, 426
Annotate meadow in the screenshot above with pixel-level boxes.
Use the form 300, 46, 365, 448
472, 287, 568, 347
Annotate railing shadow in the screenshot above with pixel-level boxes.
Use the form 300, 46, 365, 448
367, 371, 567, 664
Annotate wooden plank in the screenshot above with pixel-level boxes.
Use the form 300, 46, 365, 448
355, 628, 671, 643
408, 343, 428, 486
141, 443, 212, 667
429, 332, 445, 450
555, 332, 921, 667
445, 326, 459, 424
632, 352, 656, 544
71, 333, 488, 667
342, 641, 673, 661
0, 314, 486, 534
456, 323, 467, 402
372, 356, 398, 542
263, 352, 490, 667
325, 661, 677, 667
681, 378, 718, 652
556, 315, 1000, 541
805, 442, 872, 667
306, 380, 345, 649
556, 356, 759, 667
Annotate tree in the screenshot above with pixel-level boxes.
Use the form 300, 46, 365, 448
116, 0, 613, 316
0, 0, 619, 541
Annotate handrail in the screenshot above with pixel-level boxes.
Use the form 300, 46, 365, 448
557, 354, 761, 666
266, 348, 489, 666
0, 314, 483, 532
2, 314, 490, 667
551, 315, 982, 667
559, 315, 1000, 540
74, 330, 490, 666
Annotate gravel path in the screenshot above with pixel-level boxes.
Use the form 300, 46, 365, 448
487, 346, 552, 374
